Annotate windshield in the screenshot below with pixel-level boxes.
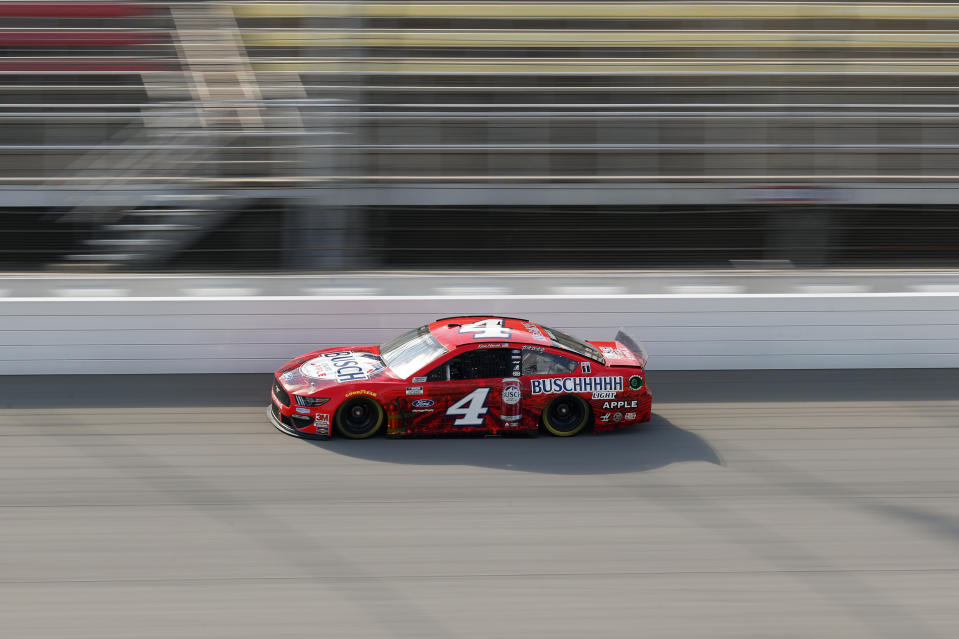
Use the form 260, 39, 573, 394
541, 325, 606, 364
380, 325, 448, 379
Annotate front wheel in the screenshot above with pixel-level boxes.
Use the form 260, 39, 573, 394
334, 397, 384, 439
541, 395, 590, 437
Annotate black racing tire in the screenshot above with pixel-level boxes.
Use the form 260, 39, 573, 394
541, 395, 591, 437
334, 397, 385, 439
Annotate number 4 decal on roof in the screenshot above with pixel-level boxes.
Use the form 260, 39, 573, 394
458, 319, 511, 340
446, 388, 490, 426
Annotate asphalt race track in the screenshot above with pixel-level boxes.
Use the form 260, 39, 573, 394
2, 370, 958, 638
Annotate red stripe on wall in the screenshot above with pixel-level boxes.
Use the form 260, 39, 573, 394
0, 31, 167, 46
0, 59, 177, 71
0, 3, 160, 18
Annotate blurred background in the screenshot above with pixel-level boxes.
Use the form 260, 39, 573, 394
4, 5, 959, 639
4, 0, 959, 271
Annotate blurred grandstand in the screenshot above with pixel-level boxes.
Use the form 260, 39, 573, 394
3, 1, 959, 270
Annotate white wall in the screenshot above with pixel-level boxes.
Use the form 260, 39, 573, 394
3, 293, 958, 374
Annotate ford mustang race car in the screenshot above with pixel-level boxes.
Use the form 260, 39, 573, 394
269, 316, 651, 439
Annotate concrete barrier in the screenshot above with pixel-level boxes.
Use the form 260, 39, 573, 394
3, 292, 958, 374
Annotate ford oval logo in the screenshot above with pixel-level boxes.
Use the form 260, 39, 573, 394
411, 399, 434, 408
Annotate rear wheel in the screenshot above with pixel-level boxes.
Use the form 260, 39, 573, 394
541, 395, 590, 437
334, 397, 384, 439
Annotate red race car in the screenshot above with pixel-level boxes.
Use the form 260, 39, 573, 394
269, 316, 651, 439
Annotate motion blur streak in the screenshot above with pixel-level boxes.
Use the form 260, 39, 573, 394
3, 1, 959, 269
1, 4, 958, 637
1, 371, 958, 638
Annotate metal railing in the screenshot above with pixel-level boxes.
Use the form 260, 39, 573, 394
2, 2, 959, 269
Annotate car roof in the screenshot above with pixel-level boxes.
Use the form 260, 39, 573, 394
428, 316, 553, 350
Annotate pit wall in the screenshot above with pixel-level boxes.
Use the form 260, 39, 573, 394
3, 293, 958, 374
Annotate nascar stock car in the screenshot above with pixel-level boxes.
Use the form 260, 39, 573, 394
269, 316, 652, 440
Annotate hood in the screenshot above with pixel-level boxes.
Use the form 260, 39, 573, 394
276, 346, 395, 395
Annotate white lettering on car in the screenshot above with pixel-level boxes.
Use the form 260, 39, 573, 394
601, 400, 639, 410
446, 388, 491, 426
458, 319, 511, 340
530, 376, 623, 395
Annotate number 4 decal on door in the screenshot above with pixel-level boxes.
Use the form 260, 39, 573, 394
446, 388, 490, 426
458, 319, 511, 340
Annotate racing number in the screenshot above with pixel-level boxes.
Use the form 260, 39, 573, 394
446, 388, 490, 426
458, 319, 511, 340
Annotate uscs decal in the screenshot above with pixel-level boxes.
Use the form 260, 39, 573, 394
314, 413, 331, 437
298, 351, 383, 383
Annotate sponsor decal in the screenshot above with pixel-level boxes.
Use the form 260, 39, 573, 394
411, 399, 434, 408
530, 376, 623, 395
599, 413, 611, 423
501, 379, 522, 421
613, 412, 623, 423
522, 344, 545, 352
412, 409, 433, 414
601, 346, 636, 362
295, 407, 310, 414
314, 413, 331, 437
581, 361, 591, 374
592, 391, 617, 400
346, 390, 376, 398
629, 375, 645, 390
412, 376, 427, 383
523, 322, 547, 341
502, 385, 521, 405
300, 351, 381, 383
406, 386, 424, 395
625, 412, 637, 421
602, 400, 638, 410
476, 342, 510, 349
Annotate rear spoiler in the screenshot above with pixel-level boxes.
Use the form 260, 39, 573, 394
615, 329, 648, 368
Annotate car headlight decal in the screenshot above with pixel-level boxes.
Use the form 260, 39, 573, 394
294, 396, 331, 407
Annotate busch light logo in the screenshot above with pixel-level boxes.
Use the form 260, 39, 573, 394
321, 351, 368, 383
301, 351, 376, 383
411, 399, 434, 408
502, 385, 522, 405
530, 376, 623, 395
